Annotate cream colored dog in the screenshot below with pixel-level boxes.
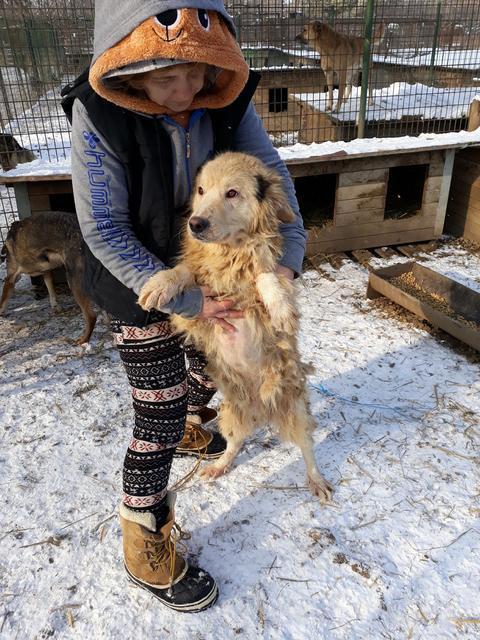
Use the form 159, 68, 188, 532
138, 152, 332, 502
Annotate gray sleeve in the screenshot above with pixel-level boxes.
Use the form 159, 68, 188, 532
232, 102, 307, 275
70, 99, 202, 317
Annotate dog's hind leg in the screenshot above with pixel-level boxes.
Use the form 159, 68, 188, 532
277, 400, 333, 503
0, 268, 21, 315
199, 401, 249, 480
66, 266, 97, 344
325, 69, 335, 111
334, 68, 347, 113
43, 271, 59, 310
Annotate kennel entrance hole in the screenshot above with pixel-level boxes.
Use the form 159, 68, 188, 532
295, 173, 337, 229
384, 164, 428, 220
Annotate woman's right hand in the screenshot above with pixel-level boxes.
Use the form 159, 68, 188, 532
198, 286, 244, 333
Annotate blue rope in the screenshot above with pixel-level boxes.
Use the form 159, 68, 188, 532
309, 382, 421, 416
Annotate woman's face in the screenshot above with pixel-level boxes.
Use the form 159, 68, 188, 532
142, 63, 207, 111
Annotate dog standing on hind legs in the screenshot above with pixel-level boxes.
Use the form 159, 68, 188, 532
138, 152, 333, 503
0, 211, 97, 344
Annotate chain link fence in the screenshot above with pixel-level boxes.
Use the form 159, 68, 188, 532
1, 0, 480, 239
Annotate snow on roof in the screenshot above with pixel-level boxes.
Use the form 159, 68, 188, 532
242, 45, 480, 71
3, 128, 480, 181
374, 47, 480, 70
293, 84, 480, 123
278, 128, 480, 163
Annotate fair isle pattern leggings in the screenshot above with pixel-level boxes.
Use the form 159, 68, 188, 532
111, 312, 216, 515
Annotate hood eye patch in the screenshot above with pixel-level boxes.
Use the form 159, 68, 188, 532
197, 9, 210, 31
155, 9, 181, 29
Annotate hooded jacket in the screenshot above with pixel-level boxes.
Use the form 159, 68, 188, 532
65, 0, 306, 326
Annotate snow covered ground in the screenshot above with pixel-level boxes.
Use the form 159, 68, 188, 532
1, 239, 479, 639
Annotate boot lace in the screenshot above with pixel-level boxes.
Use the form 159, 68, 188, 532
143, 524, 191, 586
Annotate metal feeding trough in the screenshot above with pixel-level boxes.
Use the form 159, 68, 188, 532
367, 261, 480, 351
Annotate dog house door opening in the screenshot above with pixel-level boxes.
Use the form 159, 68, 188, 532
295, 174, 337, 229
384, 164, 428, 220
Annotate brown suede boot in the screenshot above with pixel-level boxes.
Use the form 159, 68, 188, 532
119, 494, 218, 612
175, 408, 227, 460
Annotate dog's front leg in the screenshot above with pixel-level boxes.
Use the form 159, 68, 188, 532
138, 264, 194, 311
256, 272, 297, 335
325, 69, 335, 111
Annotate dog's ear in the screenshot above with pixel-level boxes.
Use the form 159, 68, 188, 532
255, 174, 296, 224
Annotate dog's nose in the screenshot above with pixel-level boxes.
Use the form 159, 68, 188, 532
189, 216, 210, 234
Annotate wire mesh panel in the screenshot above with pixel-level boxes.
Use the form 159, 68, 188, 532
227, 0, 480, 145
1, 1, 480, 239
0, 0, 94, 240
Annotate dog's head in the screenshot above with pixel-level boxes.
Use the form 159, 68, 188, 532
188, 152, 295, 246
296, 21, 323, 46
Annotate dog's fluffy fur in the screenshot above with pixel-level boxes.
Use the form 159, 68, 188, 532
138, 152, 332, 502
297, 21, 385, 113
0, 211, 96, 344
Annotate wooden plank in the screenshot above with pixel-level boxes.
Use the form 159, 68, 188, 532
326, 252, 349, 269
434, 149, 455, 236
351, 249, 374, 266
27, 180, 73, 195
336, 182, 386, 202
309, 213, 437, 243
336, 196, 385, 215
337, 168, 388, 187
396, 244, 417, 257
14, 183, 32, 220
334, 209, 384, 227
428, 162, 446, 178
0, 173, 71, 185
423, 185, 441, 205
374, 246, 399, 259
367, 263, 480, 351
306, 227, 438, 255
287, 151, 444, 179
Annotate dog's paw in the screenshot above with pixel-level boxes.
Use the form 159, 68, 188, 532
199, 464, 229, 481
307, 472, 334, 504
138, 269, 186, 311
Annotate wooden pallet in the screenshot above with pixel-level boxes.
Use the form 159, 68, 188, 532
305, 240, 441, 271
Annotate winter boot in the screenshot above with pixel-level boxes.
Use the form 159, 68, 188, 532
175, 407, 226, 460
119, 493, 218, 612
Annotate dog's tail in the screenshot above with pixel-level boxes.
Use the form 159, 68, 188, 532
0, 242, 7, 263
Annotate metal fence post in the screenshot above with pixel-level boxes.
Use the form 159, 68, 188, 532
429, 1, 442, 86
357, 0, 375, 139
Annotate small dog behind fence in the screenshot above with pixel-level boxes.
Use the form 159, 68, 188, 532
0, 211, 97, 344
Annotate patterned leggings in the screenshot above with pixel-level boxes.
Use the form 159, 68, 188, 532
111, 312, 216, 520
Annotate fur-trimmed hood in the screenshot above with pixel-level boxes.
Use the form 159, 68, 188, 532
89, 0, 249, 115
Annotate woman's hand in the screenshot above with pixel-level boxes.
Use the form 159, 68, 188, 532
198, 286, 244, 333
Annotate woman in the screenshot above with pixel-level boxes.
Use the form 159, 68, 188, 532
62, 0, 306, 612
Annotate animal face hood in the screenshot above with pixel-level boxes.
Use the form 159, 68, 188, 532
89, 1, 249, 115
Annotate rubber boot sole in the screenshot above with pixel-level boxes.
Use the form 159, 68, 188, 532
125, 564, 219, 613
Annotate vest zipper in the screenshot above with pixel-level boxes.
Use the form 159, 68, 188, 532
185, 131, 191, 159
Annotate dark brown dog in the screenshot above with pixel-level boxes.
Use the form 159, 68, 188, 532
0, 211, 96, 344
0, 133, 36, 171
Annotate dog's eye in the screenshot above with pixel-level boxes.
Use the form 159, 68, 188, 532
226, 189, 238, 199
197, 9, 210, 31
198, 186, 204, 195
